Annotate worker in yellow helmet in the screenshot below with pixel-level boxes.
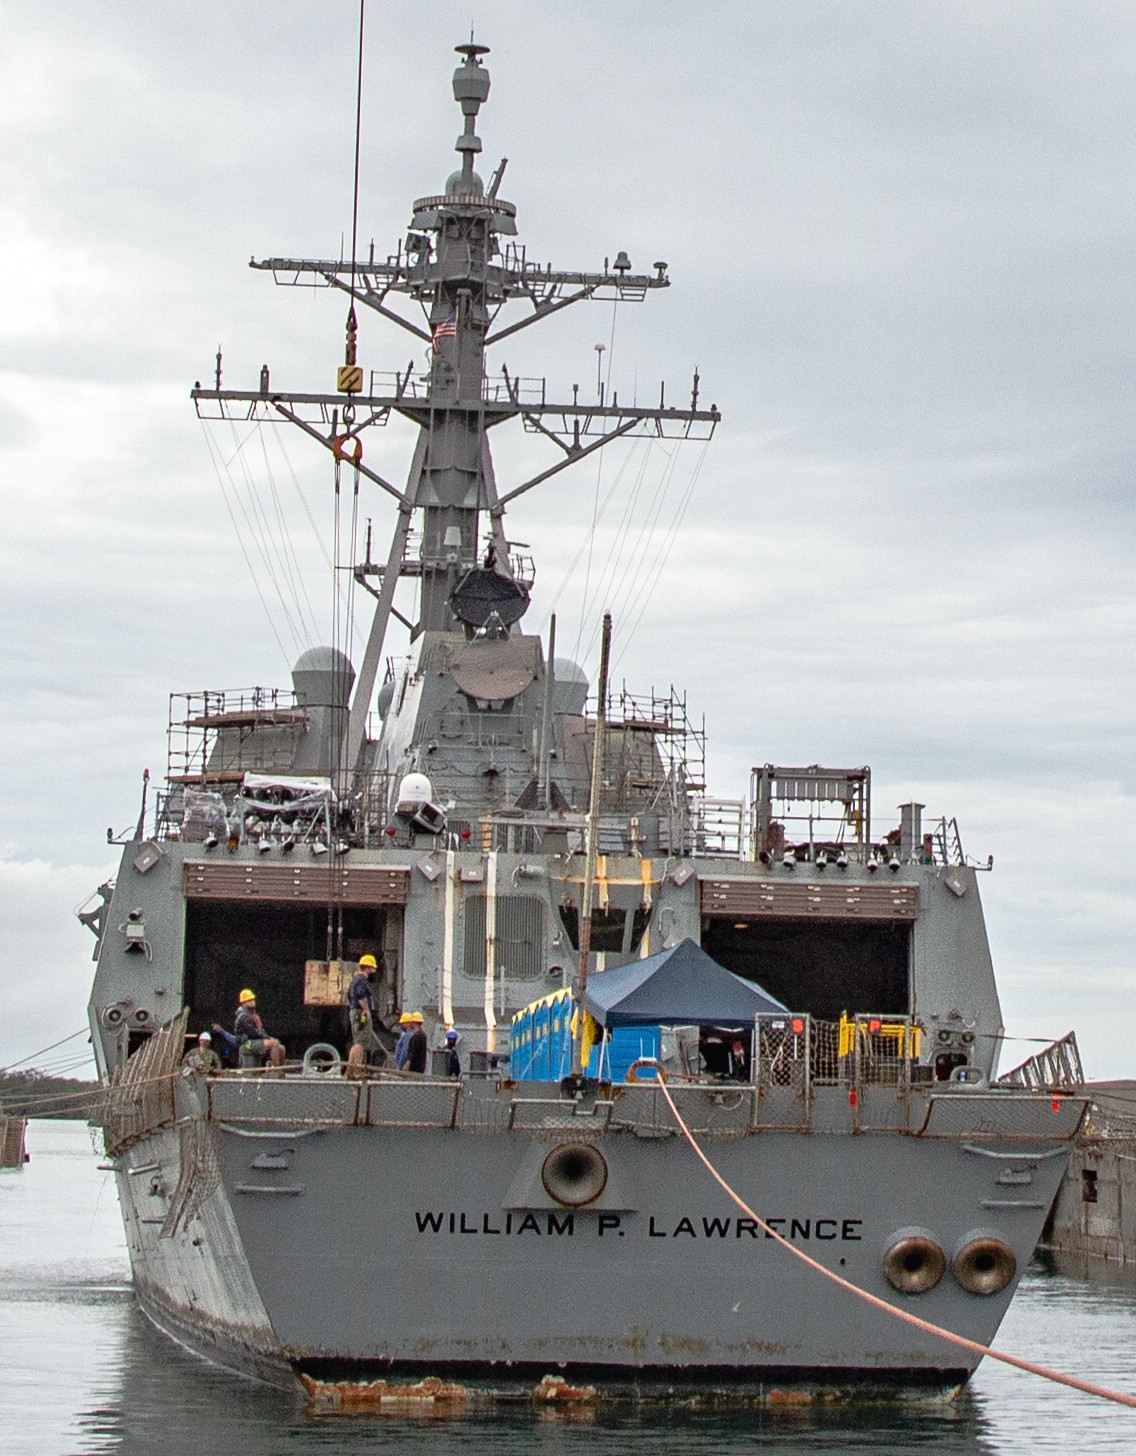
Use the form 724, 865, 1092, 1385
233, 989, 284, 1070
405, 1012, 428, 1074
393, 1011, 416, 1069
346, 954, 387, 1067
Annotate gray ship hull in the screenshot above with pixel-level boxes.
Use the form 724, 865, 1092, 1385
107, 1071, 1084, 1399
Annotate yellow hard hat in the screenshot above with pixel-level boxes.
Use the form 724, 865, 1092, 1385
239, 988, 256, 1004
409, 1012, 424, 1023
359, 954, 378, 969
398, 1012, 414, 1024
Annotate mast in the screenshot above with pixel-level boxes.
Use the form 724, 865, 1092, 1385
191, 42, 719, 786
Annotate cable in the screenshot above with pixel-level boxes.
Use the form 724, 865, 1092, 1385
275, 431, 362, 638
226, 419, 306, 656
2, 1028, 90, 1072
201, 424, 294, 671
537, 441, 643, 633
582, 438, 684, 664
259, 429, 321, 644
578, 438, 656, 641
650, 1064, 1136, 1412
613, 439, 710, 669
348, 0, 366, 299
571, 296, 621, 665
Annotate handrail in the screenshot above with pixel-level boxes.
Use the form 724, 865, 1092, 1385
995, 1031, 1083, 1090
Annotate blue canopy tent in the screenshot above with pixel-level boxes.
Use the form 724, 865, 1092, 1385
580, 938, 788, 1028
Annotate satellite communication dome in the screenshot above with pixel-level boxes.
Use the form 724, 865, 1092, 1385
397, 772, 434, 808
291, 646, 354, 708
446, 169, 484, 197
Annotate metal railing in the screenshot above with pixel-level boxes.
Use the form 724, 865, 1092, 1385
996, 1031, 1083, 1091
103, 1010, 188, 1157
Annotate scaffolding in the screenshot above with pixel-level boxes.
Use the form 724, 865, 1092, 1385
577, 685, 708, 853
167, 688, 307, 788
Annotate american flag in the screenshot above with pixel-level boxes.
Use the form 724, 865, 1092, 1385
432, 312, 457, 353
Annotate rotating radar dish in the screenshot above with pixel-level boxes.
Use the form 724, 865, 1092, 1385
449, 566, 530, 628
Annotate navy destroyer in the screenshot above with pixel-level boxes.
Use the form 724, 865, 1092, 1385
85, 43, 1087, 1399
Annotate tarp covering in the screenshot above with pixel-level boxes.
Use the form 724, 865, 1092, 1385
580, 938, 788, 1028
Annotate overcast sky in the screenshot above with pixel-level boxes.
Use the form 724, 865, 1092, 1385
2, 2, 1133, 1079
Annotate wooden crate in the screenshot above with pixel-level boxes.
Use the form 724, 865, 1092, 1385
303, 959, 353, 1007
0, 1116, 28, 1169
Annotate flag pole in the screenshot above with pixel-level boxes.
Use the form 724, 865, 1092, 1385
573, 611, 612, 1076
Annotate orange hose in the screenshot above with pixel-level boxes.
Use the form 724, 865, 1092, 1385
650, 1066, 1136, 1411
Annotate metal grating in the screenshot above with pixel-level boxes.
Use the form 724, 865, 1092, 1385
462, 893, 546, 980
208, 1076, 362, 1127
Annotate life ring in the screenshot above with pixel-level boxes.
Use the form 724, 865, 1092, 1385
302, 1043, 342, 1075
625, 1058, 665, 1084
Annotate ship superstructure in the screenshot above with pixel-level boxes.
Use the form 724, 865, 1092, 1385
85, 44, 1086, 1399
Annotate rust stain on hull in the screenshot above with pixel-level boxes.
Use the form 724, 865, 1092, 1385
530, 1375, 598, 1405
300, 1371, 600, 1415
300, 1373, 470, 1412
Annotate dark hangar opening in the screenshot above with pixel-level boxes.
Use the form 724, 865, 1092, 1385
701, 917, 911, 1022
183, 901, 391, 1058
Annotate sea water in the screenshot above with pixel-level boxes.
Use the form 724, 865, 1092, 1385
3, 1121, 1135, 1456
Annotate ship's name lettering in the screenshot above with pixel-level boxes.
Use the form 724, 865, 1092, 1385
412, 1212, 863, 1241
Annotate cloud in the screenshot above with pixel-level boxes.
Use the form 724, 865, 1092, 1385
0, 857, 112, 1072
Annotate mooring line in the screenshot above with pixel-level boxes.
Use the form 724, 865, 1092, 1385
650, 1068, 1136, 1410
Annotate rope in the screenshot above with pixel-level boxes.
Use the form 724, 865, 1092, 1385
5, 1060, 462, 1119
648, 1064, 1136, 1411
2, 1027, 90, 1071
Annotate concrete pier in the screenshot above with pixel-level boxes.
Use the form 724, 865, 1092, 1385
1044, 1082, 1136, 1262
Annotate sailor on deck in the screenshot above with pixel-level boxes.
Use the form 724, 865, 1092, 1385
182, 1031, 222, 1075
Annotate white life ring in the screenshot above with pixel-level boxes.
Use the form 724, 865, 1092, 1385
302, 1043, 342, 1075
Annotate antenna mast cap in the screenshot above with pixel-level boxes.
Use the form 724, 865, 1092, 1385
453, 44, 491, 114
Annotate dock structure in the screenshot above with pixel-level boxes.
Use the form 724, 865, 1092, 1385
0, 1115, 29, 1169
1044, 1082, 1136, 1262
